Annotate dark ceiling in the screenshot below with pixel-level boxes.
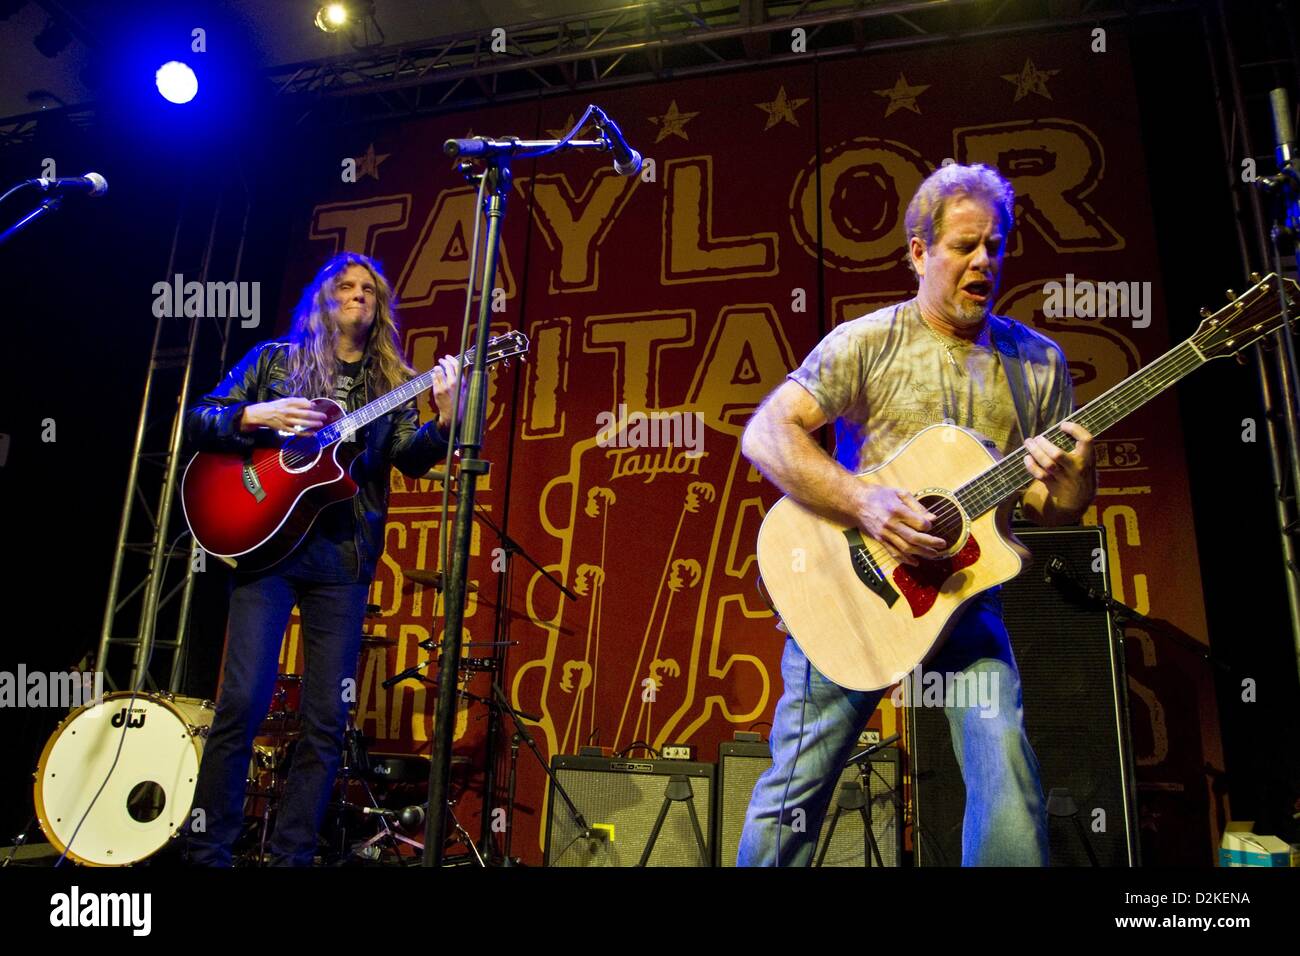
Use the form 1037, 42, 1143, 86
0, 0, 620, 120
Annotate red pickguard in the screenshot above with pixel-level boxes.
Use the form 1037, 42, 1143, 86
890, 533, 982, 617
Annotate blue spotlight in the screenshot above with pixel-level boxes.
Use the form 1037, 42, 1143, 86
155, 61, 197, 104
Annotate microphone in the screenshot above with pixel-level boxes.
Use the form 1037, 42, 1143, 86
592, 109, 641, 177
846, 732, 901, 766
1270, 87, 1296, 172
1257, 88, 1300, 201
362, 803, 426, 830
29, 172, 108, 197
398, 804, 425, 830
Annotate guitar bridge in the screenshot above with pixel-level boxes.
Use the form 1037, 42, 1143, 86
241, 461, 267, 502
843, 529, 900, 607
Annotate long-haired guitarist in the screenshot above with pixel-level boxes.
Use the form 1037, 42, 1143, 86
181, 251, 463, 866
737, 164, 1097, 866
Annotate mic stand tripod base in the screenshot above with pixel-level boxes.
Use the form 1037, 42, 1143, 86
815, 780, 884, 868
636, 775, 709, 867
351, 826, 424, 860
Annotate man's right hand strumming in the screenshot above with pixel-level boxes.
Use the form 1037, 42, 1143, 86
852, 484, 946, 568
741, 379, 946, 569
240, 398, 329, 435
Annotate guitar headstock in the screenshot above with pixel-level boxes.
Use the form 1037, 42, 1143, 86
1193, 273, 1300, 360
464, 329, 531, 369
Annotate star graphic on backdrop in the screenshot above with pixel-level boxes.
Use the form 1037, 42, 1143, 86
1001, 58, 1059, 102
755, 85, 809, 130
648, 100, 700, 143
873, 73, 930, 117
354, 143, 390, 180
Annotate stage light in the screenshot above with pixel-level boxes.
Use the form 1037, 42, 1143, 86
315, 3, 350, 33
155, 61, 198, 104
314, 1, 379, 40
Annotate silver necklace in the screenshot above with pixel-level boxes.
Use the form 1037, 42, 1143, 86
918, 313, 990, 372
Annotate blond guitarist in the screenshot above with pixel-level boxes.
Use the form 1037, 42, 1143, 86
736, 163, 1096, 866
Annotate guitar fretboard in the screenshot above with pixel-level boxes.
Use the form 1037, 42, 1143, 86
316, 362, 451, 445
312, 336, 513, 446
954, 338, 1205, 518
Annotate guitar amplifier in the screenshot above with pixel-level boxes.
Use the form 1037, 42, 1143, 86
543, 754, 715, 866
717, 740, 902, 866
910, 525, 1140, 866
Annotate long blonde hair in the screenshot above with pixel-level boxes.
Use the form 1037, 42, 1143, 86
282, 252, 415, 399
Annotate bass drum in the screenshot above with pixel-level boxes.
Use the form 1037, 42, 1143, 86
34, 692, 214, 866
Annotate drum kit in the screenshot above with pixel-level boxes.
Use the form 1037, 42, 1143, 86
31, 585, 508, 867
33, 691, 214, 866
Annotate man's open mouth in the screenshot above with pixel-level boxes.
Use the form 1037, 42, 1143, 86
962, 281, 991, 301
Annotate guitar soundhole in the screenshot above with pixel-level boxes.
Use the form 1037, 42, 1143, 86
280, 435, 324, 473
916, 492, 963, 550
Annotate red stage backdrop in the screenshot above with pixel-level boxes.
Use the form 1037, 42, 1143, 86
264, 29, 1222, 863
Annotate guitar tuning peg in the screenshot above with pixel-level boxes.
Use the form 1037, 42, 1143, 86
1226, 289, 1236, 301
1200, 306, 1212, 318
1250, 272, 1262, 283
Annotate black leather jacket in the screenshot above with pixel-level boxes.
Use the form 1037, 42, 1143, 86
183, 340, 449, 580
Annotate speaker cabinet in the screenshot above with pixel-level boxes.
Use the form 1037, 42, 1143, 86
544, 755, 714, 866
911, 525, 1139, 866
717, 740, 902, 866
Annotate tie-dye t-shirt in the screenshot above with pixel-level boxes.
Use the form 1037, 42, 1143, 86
789, 299, 1074, 473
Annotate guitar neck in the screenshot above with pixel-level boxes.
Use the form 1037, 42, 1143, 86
305, 330, 527, 446
320, 362, 447, 444
956, 337, 1206, 519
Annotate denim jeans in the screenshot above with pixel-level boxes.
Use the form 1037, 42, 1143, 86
186, 556, 369, 867
736, 589, 1048, 866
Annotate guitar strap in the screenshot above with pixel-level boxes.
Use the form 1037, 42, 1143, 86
987, 314, 1037, 443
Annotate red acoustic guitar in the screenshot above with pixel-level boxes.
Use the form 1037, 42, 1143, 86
182, 330, 529, 571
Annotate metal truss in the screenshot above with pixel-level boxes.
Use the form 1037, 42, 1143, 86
94, 185, 252, 693
1199, 0, 1300, 681
267, 0, 1197, 125
0, 102, 94, 148
0, 0, 1205, 145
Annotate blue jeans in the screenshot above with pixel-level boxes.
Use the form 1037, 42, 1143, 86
186, 559, 369, 866
737, 589, 1048, 866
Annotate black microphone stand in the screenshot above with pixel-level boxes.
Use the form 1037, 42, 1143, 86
393, 478, 576, 864
421, 153, 506, 866
471, 496, 577, 864
0, 181, 63, 247
422, 111, 633, 866
816, 734, 901, 867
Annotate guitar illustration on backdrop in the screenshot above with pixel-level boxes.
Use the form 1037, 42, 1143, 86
756, 274, 1299, 691
182, 329, 530, 572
